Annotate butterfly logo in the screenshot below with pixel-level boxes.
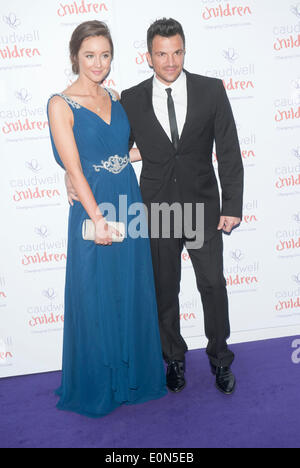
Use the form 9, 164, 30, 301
223, 48, 239, 63
2, 13, 20, 29
293, 213, 300, 223
25, 159, 42, 173
35, 226, 49, 238
42, 289, 57, 301
292, 274, 300, 285
291, 4, 300, 18
15, 89, 32, 104
292, 147, 300, 160
291, 78, 300, 90
230, 249, 244, 262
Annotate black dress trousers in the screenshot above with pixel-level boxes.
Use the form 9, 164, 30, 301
149, 231, 235, 368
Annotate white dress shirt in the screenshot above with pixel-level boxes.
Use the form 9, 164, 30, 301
152, 71, 188, 142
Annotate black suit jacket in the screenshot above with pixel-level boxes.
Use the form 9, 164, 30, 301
121, 70, 244, 239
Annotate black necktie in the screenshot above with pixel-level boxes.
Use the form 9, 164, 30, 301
166, 88, 179, 151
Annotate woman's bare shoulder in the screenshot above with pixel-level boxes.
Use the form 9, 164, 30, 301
48, 94, 71, 111
48, 94, 74, 126
107, 88, 120, 101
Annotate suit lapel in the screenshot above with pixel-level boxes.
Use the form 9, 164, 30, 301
178, 70, 196, 148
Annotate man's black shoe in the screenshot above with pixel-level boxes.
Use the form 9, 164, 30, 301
210, 364, 236, 395
166, 360, 186, 393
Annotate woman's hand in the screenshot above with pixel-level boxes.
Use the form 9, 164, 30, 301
94, 218, 120, 246
65, 172, 79, 205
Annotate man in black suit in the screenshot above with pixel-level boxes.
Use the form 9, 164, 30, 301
121, 18, 244, 395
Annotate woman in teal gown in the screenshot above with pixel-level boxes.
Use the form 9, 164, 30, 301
47, 21, 167, 418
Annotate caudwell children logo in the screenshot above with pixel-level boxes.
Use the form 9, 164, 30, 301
275, 216, 300, 256
10, 157, 62, 208
1, 89, 48, 137
225, 250, 259, 290
206, 48, 255, 94
27, 289, 64, 331
273, 5, 300, 54
0, 13, 41, 62
275, 275, 300, 315
10, 173, 61, 206
19, 226, 67, 270
274, 81, 300, 128
274, 148, 300, 192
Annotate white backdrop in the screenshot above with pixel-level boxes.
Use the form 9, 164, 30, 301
1, 0, 300, 377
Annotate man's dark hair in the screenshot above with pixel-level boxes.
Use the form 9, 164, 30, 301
147, 18, 186, 55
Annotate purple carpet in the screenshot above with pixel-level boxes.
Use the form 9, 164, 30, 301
1, 336, 299, 448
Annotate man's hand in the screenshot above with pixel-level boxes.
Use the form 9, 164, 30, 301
218, 216, 241, 234
65, 172, 79, 206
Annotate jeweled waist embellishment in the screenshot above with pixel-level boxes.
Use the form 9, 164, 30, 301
93, 155, 130, 174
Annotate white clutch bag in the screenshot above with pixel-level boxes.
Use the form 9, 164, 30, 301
82, 219, 125, 243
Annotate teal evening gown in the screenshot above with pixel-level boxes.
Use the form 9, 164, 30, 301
47, 89, 167, 418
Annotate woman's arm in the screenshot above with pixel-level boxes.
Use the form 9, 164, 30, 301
48, 96, 102, 223
65, 171, 80, 205
48, 96, 117, 245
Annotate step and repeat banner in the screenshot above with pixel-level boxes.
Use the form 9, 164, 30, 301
0, 0, 299, 377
